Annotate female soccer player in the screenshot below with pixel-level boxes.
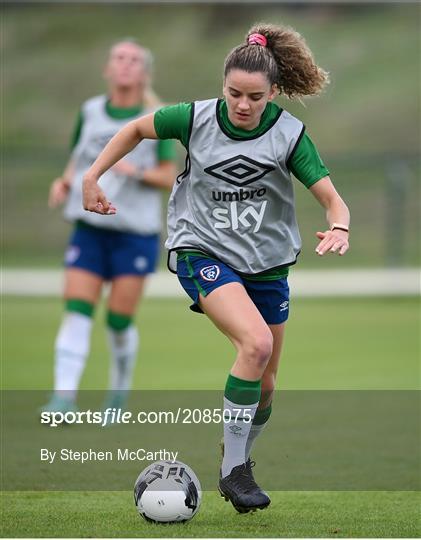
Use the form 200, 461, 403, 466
42, 40, 176, 414
81, 24, 350, 512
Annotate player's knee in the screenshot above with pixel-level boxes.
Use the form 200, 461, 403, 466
242, 331, 273, 369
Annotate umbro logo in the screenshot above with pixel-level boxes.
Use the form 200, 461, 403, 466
204, 155, 275, 187
280, 301, 289, 311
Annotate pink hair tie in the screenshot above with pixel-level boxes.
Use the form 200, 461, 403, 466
248, 33, 267, 47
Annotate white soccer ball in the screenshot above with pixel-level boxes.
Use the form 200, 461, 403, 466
134, 460, 202, 523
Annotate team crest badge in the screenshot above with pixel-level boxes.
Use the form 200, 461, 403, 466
64, 245, 80, 265
200, 265, 220, 282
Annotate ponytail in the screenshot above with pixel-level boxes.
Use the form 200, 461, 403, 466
224, 23, 329, 99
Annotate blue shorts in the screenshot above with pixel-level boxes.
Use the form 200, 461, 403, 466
177, 254, 290, 325
64, 221, 160, 280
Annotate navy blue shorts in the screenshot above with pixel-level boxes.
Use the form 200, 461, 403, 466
64, 222, 160, 280
177, 254, 290, 325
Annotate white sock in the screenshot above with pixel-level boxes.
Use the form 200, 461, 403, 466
245, 422, 267, 460
54, 312, 93, 401
221, 397, 259, 477
107, 325, 139, 391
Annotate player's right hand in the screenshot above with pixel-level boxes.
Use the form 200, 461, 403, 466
48, 177, 70, 208
82, 176, 116, 215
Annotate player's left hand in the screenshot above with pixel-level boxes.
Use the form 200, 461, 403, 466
315, 230, 349, 256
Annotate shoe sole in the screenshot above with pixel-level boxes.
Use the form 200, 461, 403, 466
218, 487, 270, 514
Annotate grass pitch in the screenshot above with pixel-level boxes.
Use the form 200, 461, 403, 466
1, 295, 419, 537
3, 295, 418, 390
1, 491, 420, 538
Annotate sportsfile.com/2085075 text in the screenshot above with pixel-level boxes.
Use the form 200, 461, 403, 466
40, 407, 253, 428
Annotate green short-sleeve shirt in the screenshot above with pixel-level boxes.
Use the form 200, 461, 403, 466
154, 100, 329, 187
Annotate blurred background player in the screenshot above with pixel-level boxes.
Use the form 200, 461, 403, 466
82, 23, 349, 512
42, 39, 176, 413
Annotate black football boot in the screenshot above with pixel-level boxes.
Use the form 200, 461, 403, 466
219, 462, 271, 513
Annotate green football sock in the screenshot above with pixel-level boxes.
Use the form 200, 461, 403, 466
245, 404, 272, 459
106, 311, 138, 394
54, 299, 94, 400
221, 374, 261, 477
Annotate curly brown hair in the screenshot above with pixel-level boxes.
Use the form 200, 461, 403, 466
224, 23, 329, 99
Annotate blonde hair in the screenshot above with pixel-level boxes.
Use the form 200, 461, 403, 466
224, 23, 329, 99
109, 39, 162, 108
